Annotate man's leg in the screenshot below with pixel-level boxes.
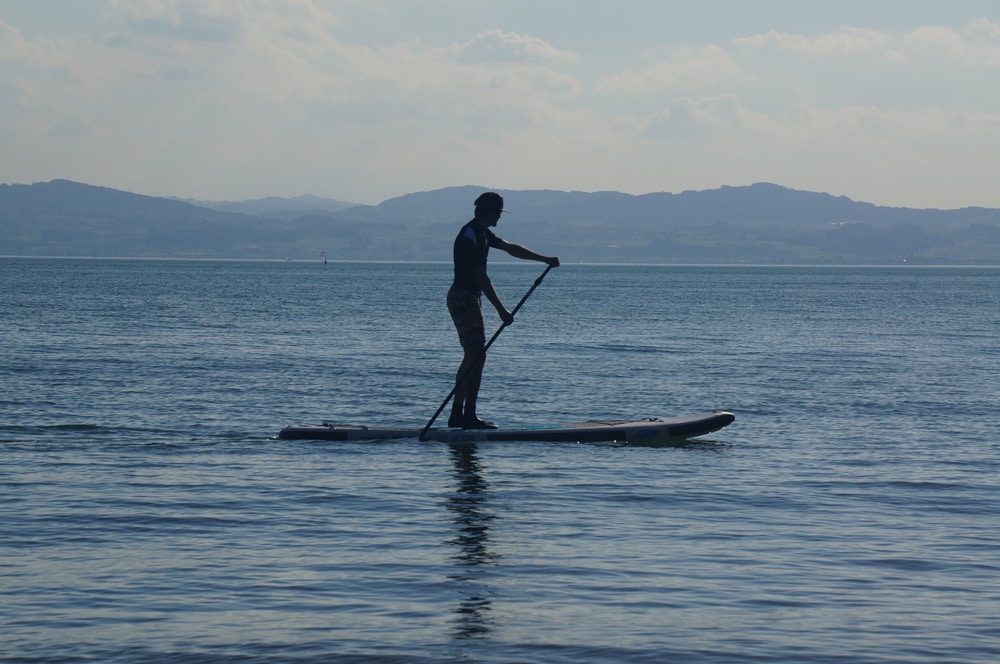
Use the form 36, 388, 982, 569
450, 344, 485, 426
460, 346, 485, 421
449, 355, 469, 426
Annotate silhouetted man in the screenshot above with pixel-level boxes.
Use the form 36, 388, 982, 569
447, 192, 559, 429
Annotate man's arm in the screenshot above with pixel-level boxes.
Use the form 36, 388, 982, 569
494, 238, 560, 267
475, 265, 515, 326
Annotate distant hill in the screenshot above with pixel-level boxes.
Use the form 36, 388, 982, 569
177, 193, 358, 218
0, 180, 281, 258
2, 179, 999, 264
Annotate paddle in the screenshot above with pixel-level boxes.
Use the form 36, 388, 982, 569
419, 263, 555, 441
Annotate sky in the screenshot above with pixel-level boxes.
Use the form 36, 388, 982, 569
2, 1, 1000, 208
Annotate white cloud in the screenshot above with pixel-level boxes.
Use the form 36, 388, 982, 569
104, 0, 245, 45
734, 19, 1000, 67
732, 26, 898, 59
451, 29, 578, 66
644, 94, 778, 143
596, 45, 749, 95
967, 16, 1000, 40
0, 21, 26, 60
902, 18, 1000, 66
0, 20, 78, 74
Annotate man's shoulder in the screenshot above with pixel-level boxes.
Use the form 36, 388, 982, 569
456, 221, 479, 245
455, 221, 502, 250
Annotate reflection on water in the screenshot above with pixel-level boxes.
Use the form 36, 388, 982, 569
446, 444, 497, 640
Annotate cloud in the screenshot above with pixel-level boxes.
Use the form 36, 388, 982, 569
734, 19, 1000, 67
732, 26, 897, 58
0, 21, 26, 60
768, 102, 1000, 151
47, 114, 95, 139
902, 18, 1000, 66
635, 88, 1000, 158
595, 45, 750, 95
91, 1, 349, 102
451, 29, 578, 66
0, 20, 76, 74
104, 0, 245, 46
968, 16, 1000, 40
644, 94, 777, 143
0, 20, 102, 139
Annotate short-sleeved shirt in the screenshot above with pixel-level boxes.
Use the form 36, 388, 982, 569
452, 221, 502, 294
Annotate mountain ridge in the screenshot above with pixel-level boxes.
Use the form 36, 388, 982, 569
2, 179, 999, 263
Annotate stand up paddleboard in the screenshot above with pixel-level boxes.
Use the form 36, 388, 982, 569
278, 411, 734, 443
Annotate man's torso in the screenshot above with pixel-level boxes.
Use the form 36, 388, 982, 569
452, 221, 500, 293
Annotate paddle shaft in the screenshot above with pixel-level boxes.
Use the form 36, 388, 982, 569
419, 264, 554, 441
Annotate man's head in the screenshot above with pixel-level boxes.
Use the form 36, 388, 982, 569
474, 192, 508, 224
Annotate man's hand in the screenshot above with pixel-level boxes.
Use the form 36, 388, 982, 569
547, 256, 560, 268
499, 307, 515, 326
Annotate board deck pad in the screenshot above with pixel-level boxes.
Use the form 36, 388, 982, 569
278, 411, 735, 443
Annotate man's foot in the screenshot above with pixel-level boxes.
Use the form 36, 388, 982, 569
463, 415, 498, 430
448, 411, 464, 428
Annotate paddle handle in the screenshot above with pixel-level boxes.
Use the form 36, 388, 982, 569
510, 264, 553, 315
419, 264, 555, 441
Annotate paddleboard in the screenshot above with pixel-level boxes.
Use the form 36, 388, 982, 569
278, 410, 734, 443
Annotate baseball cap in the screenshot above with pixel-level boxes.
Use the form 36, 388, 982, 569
474, 192, 509, 212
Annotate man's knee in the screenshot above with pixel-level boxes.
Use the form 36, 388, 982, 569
463, 346, 486, 363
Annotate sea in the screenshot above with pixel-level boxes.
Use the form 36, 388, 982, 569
2, 257, 998, 663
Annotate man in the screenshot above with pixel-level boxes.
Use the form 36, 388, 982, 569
447, 192, 559, 429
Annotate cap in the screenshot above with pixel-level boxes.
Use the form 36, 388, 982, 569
474, 192, 509, 213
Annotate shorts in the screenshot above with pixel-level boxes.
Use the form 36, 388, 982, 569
447, 286, 485, 350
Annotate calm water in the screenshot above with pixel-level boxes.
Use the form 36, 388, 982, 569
2, 258, 999, 663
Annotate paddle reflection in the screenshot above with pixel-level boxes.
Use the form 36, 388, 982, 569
446, 443, 498, 639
